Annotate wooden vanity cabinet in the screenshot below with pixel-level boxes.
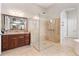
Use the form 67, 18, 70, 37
2, 35, 8, 51
2, 33, 31, 51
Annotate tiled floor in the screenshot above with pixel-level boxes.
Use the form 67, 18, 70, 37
1, 43, 77, 56
40, 39, 55, 50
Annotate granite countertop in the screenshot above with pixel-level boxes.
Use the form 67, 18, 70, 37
2, 31, 30, 35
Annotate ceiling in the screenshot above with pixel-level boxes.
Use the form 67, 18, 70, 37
35, 3, 54, 9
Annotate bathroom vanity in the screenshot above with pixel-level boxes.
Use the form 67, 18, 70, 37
1, 14, 31, 51
2, 32, 30, 51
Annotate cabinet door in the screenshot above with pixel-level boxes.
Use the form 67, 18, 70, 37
8, 36, 14, 49
8, 35, 18, 49
14, 37, 18, 48
2, 35, 8, 51
24, 34, 30, 45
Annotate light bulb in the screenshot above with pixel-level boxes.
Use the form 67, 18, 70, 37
50, 19, 53, 23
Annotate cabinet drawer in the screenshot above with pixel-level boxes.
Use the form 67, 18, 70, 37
18, 34, 24, 38
24, 34, 30, 37
25, 38, 30, 42
18, 42, 25, 47
18, 40, 25, 44
8, 35, 18, 37
19, 36, 24, 39
25, 41, 30, 45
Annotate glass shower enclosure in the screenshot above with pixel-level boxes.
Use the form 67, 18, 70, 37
28, 14, 55, 51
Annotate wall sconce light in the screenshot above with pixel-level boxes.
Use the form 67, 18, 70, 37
50, 19, 53, 23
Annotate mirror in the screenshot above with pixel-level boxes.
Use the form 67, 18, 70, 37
10, 17, 25, 30
1, 14, 28, 32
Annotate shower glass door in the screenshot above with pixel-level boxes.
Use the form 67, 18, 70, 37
28, 19, 40, 50
39, 15, 55, 50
